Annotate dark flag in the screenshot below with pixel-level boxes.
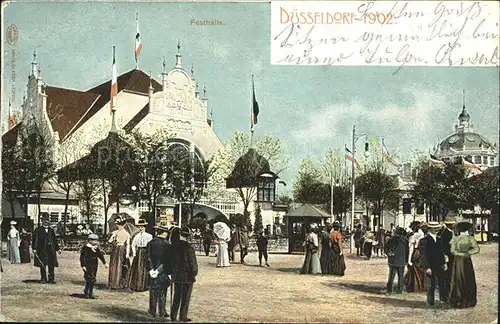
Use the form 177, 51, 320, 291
251, 76, 259, 127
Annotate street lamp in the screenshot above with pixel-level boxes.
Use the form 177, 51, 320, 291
349, 125, 369, 253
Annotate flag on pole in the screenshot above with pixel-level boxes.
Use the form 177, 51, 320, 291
345, 147, 361, 171
462, 157, 482, 172
110, 46, 118, 114
429, 154, 445, 167
251, 75, 259, 128
7, 98, 16, 130
135, 14, 142, 65
382, 143, 402, 167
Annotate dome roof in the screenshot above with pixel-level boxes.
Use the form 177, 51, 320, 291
438, 132, 494, 152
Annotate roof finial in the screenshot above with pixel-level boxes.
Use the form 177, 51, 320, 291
162, 57, 166, 73
177, 40, 181, 54
149, 70, 153, 89
462, 89, 465, 109
175, 41, 182, 68
33, 48, 37, 62
191, 64, 194, 77
203, 84, 206, 98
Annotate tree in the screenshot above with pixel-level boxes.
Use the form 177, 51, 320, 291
321, 149, 351, 219
293, 158, 326, 204
355, 163, 399, 228
463, 168, 499, 211
253, 204, 263, 234
226, 132, 288, 220
2, 132, 25, 218
20, 119, 56, 226
55, 136, 87, 236
74, 175, 100, 225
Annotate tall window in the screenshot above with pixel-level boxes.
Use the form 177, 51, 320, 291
490, 156, 495, 166
474, 156, 481, 164
257, 180, 275, 202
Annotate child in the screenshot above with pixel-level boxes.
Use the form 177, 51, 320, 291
80, 233, 107, 298
256, 231, 270, 267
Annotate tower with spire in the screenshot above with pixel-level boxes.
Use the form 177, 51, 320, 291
175, 40, 182, 69
456, 89, 473, 133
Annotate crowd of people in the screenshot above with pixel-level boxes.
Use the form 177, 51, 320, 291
2, 213, 482, 320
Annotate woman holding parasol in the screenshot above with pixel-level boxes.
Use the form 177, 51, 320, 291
213, 222, 230, 267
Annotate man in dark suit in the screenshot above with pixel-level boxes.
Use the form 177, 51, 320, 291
32, 215, 60, 283
438, 221, 454, 301
385, 227, 407, 294
418, 222, 448, 307
228, 224, 237, 262
170, 226, 198, 323
146, 225, 173, 318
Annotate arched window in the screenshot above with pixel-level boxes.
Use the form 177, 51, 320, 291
167, 139, 205, 185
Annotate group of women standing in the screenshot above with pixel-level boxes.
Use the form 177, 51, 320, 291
300, 222, 346, 276
107, 217, 152, 292
6, 221, 31, 264
404, 220, 480, 309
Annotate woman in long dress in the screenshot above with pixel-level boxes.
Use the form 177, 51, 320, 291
19, 228, 32, 264
449, 221, 479, 308
108, 218, 131, 290
363, 228, 374, 260
404, 221, 426, 293
7, 221, 21, 264
300, 225, 322, 275
216, 238, 230, 267
319, 224, 332, 274
329, 222, 346, 276
127, 219, 152, 292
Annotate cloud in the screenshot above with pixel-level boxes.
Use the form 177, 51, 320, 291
291, 86, 454, 154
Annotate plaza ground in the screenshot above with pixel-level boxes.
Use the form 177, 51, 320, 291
0, 244, 498, 323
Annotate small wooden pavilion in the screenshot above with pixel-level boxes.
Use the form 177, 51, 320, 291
284, 204, 330, 253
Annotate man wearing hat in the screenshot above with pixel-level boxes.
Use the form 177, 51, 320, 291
80, 233, 108, 298
418, 221, 448, 307
146, 224, 174, 318
438, 221, 455, 300
128, 218, 153, 292
32, 215, 60, 283
170, 226, 198, 323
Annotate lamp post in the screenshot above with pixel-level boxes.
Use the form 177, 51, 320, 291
349, 125, 369, 253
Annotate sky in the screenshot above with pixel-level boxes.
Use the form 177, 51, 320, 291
2, 1, 499, 191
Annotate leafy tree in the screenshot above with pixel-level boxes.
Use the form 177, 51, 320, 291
74, 176, 100, 225
253, 204, 264, 234
244, 210, 253, 232
293, 158, 326, 204
355, 163, 398, 228
229, 213, 245, 227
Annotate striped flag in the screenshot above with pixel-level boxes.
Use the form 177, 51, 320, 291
382, 143, 402, 167
110, 46, 118, 114
251, 75, 259, 128
462, 158, 482, 172
429, 154, 445, 167
135, 14, 142, 65
345, 147, 361, 171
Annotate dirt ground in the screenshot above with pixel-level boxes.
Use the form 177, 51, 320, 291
0, 244, 498, 323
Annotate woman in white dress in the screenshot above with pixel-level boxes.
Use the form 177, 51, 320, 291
7, 221, 21, 264
216, 238, 230, 267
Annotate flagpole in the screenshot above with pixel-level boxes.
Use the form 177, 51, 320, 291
135, 13, 139, 70
250, 75, 255, 147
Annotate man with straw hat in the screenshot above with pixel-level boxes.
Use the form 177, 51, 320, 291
418, 221, 448, 307
146, 224, 173, 318
128, 219, 153, 292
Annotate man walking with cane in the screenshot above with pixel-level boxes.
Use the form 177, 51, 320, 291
32, 215, 61, 283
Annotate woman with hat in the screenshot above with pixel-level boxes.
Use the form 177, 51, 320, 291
300, 224, 322, 275
448, 220, 479, 308
19, 228, 32, 264
107, 216, 131, 290
404, 221, 426, 293
128, 218, 153, 292
7, 221, 21, 264
329, 221, 346, 276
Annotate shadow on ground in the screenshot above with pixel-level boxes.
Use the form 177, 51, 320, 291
69, 293, 88, 299
91, 305, 157, 322
70, 280, 107, 290
361, 295, 429, 309
272, 267, 300, 274
22, 279, 43, 284
328, 282, 385, 294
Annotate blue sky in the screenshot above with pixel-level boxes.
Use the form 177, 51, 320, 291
2, 1, 499, 188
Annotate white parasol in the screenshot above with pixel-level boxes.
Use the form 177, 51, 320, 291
213, 222, 230, 241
